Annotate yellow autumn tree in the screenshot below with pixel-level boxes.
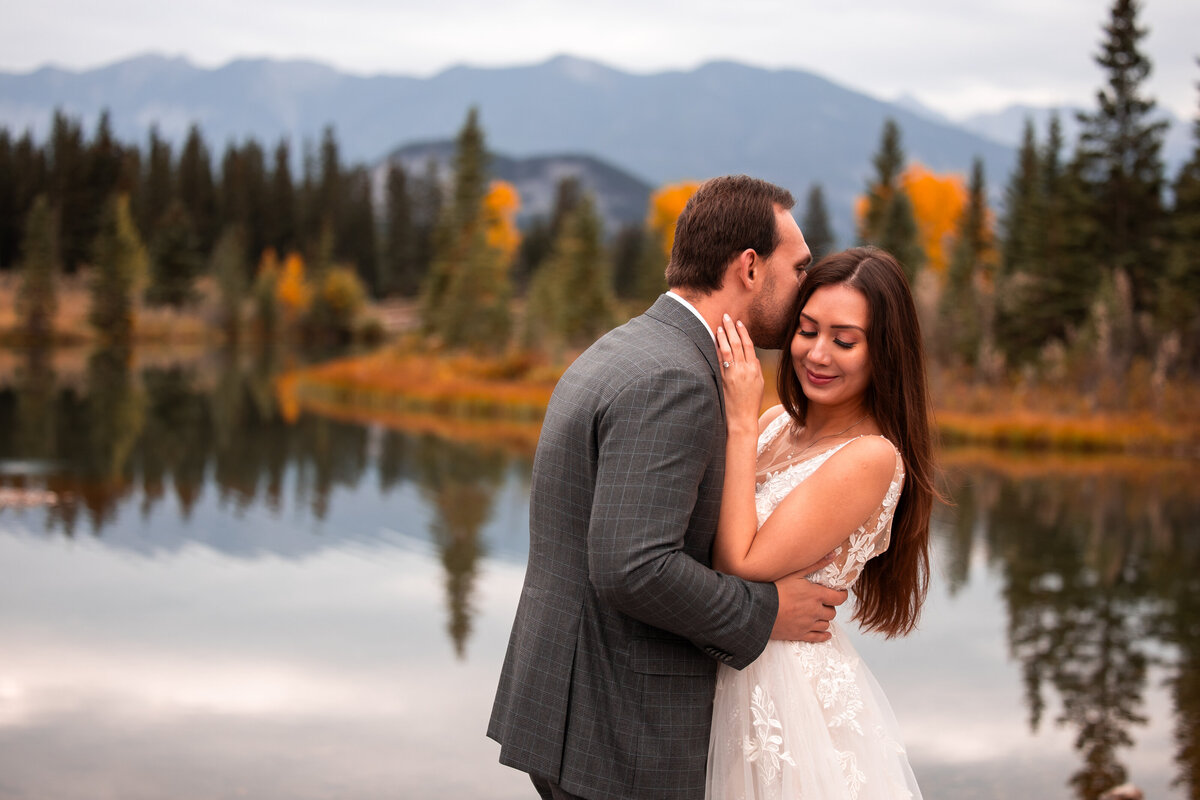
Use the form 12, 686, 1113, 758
647, 181, 701, 261
900, 164, 967, 277
276, 251, 312, 318
483, 180, 522, 261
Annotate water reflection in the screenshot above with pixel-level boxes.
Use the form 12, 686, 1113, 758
0, 353, 1197, 798
938, 456, 1200, 798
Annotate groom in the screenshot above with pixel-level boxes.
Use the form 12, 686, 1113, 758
488, 175, 848, 800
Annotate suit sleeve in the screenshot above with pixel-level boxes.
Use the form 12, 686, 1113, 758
587, 369, 778, 669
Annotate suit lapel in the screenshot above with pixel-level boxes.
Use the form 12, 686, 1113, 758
645, 294, 725, 415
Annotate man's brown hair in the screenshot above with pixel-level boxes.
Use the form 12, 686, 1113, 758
665, 175, 794, 293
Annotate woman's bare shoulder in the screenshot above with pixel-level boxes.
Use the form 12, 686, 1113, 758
823, 435, 900, 484
757, 404, 788, 435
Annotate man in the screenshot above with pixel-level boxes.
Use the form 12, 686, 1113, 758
488, 175, 848, 800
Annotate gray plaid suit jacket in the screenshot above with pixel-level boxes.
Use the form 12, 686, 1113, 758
488, 294, 779, 800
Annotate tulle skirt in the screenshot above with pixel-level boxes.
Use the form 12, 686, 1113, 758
706, 623, 922, 800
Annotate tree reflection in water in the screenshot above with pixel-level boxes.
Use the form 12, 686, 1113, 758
1, 349, 511, 660
940, 460, 1200, 799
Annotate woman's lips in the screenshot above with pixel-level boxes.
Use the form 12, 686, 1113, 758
805, 369, 836, 386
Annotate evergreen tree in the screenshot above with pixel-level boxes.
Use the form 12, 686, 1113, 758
526, 193, 615, 348
420, 108, 513, 350
210, 225, 248, 342
178, 124, 218, 254
1000, 120, 1044, 285
381, 162, 418, 296
219, 140, 269, 270
410, 158, 444, 295
139, 127, 174, 240
858, 119, 924, 279
0, 131, 18, 269
89, 193, 148, 345
5, 133, 48, 270
940, 159, 995, 369
16, 194, 60, 340
48, 111, 90, 271
1073, 0, 1168, 320
997, 115, 1095, 365
514, 176, 584, 290
1158, 64, 1200, 371
1041, 115, 1098, 346
609, 223, 649, 300
800, 183, 835, 260
267, 139, 297, 256
146, 198, 204, 308
340, 166, 378, 295
85, 112, 124, 237
996, 120, 1047, 364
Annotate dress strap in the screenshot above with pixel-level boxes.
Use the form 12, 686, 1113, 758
756, 412, 794, 457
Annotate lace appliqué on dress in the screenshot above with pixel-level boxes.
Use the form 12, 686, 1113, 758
743, 684, 797, 784
753, 414, 905, 592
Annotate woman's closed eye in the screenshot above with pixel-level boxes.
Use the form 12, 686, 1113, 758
796, 329, 858, 349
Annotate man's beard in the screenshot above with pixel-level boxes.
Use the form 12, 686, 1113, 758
746, 273, 794, 350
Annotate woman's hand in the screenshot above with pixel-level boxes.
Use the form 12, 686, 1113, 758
717, 314, 763, 436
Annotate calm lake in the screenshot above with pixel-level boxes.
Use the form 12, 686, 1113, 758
0, 349, 1197, 800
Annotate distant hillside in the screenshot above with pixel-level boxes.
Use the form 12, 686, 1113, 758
0, 53, 1023, 240
380, 141, 652, 232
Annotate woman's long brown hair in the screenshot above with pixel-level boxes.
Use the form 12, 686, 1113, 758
777, 246, 939, 638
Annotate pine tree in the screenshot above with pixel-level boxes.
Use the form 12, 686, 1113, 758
381, 163, 418, 296
410, 158, 444, 295
210, 225, 248, 342
609, 223, 648, 300
49, 111, 90, 271
85, 111, 124, 243
420, 108, 514, 351
139, 127, 174, 240
800, 184, 835, 260
340, 167, 378, 295
178, 125, 218, 254
3, 133, 47, 271
940, 159, 995, 369
996, 120, 1046, 364
514, 176, 583, 289
526, 193, 615, 349
858, 119, 924, 280
16, 194, 60, 340
267, 139, 297, 256
146, 198, 204, 308
1158, 63, 1200, 371
0, 131, 19, 269
1073, 0, 1168, 320
89, 193, 148, 345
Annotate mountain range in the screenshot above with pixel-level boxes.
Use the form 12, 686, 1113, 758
0, 54, 1191, 242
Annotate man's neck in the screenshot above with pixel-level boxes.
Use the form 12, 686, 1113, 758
671, 288, 746, 341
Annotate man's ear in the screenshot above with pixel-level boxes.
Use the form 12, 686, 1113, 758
734, 249, 757, 290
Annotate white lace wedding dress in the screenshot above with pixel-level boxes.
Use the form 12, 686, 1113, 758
706, 413, 923, 799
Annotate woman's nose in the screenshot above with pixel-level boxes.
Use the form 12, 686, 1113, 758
808, 337, 832, 364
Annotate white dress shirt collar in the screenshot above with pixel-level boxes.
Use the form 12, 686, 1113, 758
665, 290, 716, 348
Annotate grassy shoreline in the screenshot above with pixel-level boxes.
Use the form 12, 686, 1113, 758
5, 278, 1197, 459
277, 345, 1200, 460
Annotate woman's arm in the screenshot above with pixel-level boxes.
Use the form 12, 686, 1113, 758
713, 317, 897, 583
712, 317, 768, 577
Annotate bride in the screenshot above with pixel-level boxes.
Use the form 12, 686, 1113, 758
707, 247, 937, 799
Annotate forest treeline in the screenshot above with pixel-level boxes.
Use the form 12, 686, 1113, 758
2, 0, 1198, 383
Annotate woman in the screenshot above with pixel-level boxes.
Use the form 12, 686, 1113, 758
706, 247, 936, 799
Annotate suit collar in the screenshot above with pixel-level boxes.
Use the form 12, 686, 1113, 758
646, 293, 723, 380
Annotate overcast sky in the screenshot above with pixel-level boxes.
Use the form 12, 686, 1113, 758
2, 0, 1197, 120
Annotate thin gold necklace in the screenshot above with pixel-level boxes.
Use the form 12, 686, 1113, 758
788, 413, 870, 461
